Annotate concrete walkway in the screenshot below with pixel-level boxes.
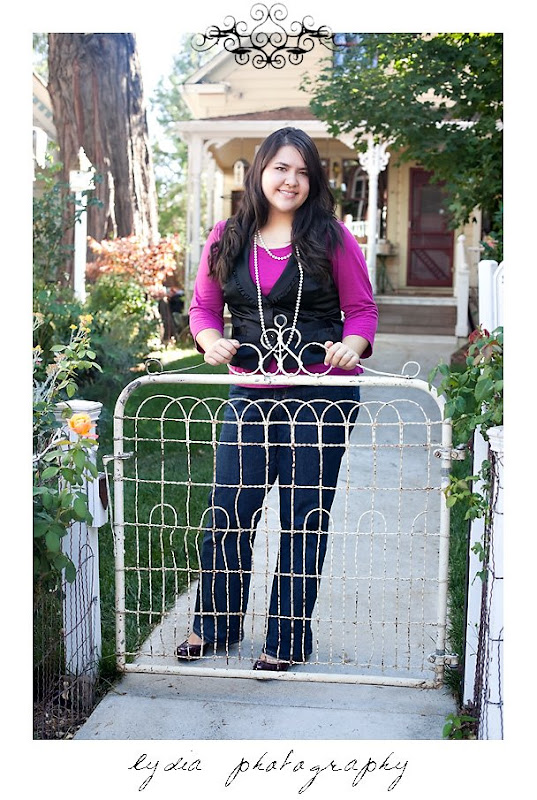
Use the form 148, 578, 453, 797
76, 334, 458, 741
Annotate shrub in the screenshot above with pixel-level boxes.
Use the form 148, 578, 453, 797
33, 160, 100, 286
84, 272, 161, 386
430, 327, 503, 446
33, 285, 85, 380
33, 169, 72, 286
86, 234, 183, 299
429, 325, 503, 523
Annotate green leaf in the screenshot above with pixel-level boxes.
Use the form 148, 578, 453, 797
33, 520, 49, 538
45, 529, 61, 553
41, 466, 59, 480
444, 401, 455, 419
42, 450, 61, 461
66, 382, 77, 398
64, 561, 77, 583
53, 553, 69, 571
475, 377, 494, 403
85, 461, 99, 478
60, 490, 73, 509
49, 521, 68, 539
61, 468, 76, 483
73, 448, 86, 472
42, 491, 56, 511
73, 495, 89, 520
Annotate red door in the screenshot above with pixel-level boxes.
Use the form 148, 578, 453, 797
407, 169, 453, 287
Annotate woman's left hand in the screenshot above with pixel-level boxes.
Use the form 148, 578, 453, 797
323, 341, 361, 370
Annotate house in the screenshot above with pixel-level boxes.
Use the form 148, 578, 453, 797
33, 71, 57, 180
176, 45, 483, 340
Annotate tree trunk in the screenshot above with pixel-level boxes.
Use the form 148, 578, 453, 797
47, 33, 159, 283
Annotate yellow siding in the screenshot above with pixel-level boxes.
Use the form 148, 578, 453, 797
185, 49, 325, 118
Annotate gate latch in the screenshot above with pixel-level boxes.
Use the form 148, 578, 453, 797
428, 651, 459, 667
102, 452, 134, 465
433, 444, 468, 461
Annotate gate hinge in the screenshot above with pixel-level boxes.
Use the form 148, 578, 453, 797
428, 651, 459, 667
433, 444, 468, 461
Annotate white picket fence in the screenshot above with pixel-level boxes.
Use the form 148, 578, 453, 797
57, 401, 108, 678
463, 259, 504, 739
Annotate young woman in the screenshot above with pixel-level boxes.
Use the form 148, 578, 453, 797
176, 127, 378, 671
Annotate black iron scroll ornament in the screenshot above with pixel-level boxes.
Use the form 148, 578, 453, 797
191, 3, 340, 69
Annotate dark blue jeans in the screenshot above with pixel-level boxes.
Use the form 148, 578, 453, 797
193, 383, 360, 662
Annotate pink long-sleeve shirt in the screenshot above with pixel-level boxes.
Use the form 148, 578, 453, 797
189, 219, 378, 377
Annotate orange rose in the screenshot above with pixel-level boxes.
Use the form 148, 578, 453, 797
68, 412, 94, 436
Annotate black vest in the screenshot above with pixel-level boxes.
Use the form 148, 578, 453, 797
223, 244, 343, 371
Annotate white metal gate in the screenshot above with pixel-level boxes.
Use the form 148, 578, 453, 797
105, 364, 454, 688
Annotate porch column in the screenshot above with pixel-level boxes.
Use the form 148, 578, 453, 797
185, 133, 203, 309
204, 148, 217, 232
203, 138, 231, 233
455, 234, 471, 339
358, 136, 390, 294
69, 148, 95, 303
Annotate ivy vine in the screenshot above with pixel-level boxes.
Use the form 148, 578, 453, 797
429, 325, 503, 558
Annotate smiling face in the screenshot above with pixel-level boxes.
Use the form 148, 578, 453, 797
260, 145, 310, 221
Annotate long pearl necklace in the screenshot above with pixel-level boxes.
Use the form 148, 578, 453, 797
253, 231, 304, 350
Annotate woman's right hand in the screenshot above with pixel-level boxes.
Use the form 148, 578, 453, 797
203, 337, 240, 366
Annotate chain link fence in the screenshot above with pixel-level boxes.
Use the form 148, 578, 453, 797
469, 428, 504, 739
33, 532, 99, 739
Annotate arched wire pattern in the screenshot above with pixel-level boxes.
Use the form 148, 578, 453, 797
108, 351, 451, 687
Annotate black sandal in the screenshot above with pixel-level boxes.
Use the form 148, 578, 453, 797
176, 640, 207, 660
252, 657, 290, 672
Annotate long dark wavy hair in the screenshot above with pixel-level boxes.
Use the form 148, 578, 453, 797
208, 127, 343, 286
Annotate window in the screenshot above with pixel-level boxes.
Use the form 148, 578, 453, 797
341, 159, 368, 220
